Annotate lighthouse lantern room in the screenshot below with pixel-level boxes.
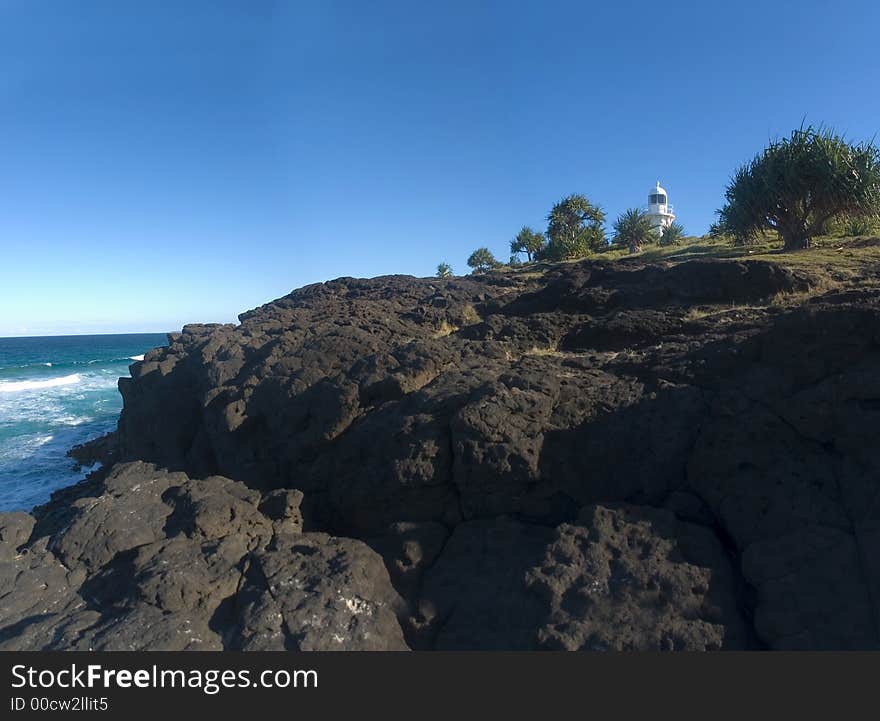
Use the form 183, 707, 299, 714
646, 181, 675, 235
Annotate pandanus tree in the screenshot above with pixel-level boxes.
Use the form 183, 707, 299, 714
466, 247, 499, 274
707, 221, 728, 239
509, 226, 546, 262
542, 194, 606, 260
613, 208, 657, 253
660, 221, 686, 246
718, 125, 880, 250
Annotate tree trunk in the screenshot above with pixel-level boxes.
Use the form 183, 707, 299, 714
782, 232, 810, 251
779, 218, 811, 251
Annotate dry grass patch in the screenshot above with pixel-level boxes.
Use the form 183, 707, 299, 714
525, 345, 561, 356
460, 304, 481, 326
433, 320, 459, 338
684, 306, 726, 321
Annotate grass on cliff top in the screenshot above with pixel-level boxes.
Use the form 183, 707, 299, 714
500, 233, 880, 279
631, 234, 880, 305
491, 233, 880, 309
606, 233, 880, 272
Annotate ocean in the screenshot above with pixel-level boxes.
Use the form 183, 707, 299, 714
0, 333, 168, 511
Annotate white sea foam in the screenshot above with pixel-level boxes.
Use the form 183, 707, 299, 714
0, 374, 82, 393
0, 434, 56, 463
56, 415, 90, 426
0, 335, 166, 510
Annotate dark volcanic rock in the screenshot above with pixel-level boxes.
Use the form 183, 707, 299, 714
233, 532, 406, 650
413, 517, 554, 650
525, 504, 751, 651
0, 512, 34, 561
0, 463, 406, 650
67, 432, 118, 469
410, 505, 750, 651
2, 256, 880, 650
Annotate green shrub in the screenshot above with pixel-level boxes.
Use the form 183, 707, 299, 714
467, 247, 500, 274
718, 125, 880, 250
540, 194, 606, 260
613, 208, 658, 253
660, 222, 686, 246
509, 226, 546, 262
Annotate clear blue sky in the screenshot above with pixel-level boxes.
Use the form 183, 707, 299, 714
1, 0, 878, 336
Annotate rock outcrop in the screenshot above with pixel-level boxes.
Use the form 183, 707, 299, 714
3, 254, 880, 650
0, 463, 406, 650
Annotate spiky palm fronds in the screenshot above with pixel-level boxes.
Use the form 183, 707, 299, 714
660, 222, 686, 246
719, 125, 880, 250
613, 208, 658, 253
466, 247, 499, 274
510, 226, 546, 262
543, 194, 606, 260
436, 262, 453, 278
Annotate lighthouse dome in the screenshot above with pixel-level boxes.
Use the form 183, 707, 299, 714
648, 181, 668, 206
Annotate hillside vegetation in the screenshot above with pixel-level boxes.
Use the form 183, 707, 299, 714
456, 125, 880, 277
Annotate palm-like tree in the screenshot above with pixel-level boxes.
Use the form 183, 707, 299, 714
436, 262, 453, 278
510, 226, 546, 262
467, 247, 499, 274
719, 125, 880, 250
613, 208, 657, 253
544, 194, 606, 260
660, 222, 686, 246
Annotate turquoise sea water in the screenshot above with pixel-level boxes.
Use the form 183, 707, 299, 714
0, 333, 168, 511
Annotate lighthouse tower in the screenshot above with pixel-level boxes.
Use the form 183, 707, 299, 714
646, 181, 675, 235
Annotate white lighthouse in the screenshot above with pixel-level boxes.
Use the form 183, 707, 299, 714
646, 181, 675, 235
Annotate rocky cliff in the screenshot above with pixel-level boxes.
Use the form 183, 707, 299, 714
3, 253, 880, 650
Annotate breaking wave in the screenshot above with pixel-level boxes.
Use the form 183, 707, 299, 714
0, 374, 82, 393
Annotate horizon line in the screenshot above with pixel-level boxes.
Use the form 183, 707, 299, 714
0, 330, 176, 341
